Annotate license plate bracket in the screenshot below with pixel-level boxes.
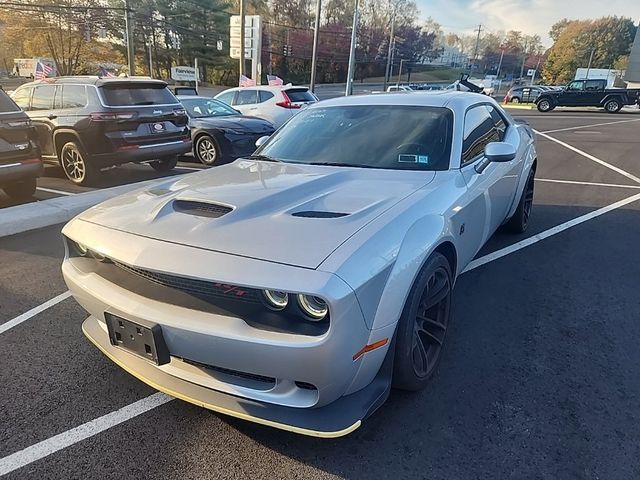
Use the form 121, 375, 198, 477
150, 122, 166, 134
105, 313, 170, 365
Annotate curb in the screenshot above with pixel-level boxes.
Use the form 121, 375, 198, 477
0, 177, 170, 238
502, 104, 535, 110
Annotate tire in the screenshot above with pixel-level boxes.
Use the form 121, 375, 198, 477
150, 156, 178, 172
536, 98, 554, 112
504, 168, 535, 234
3, 177, 36, 200
60, 141, 97, 186
392, 252, 453, 391
604, 98, 622, 113
194, 134, 221, 166
511, 97, 521, 104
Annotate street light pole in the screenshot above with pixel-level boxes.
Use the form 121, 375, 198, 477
239, 0, 245, 79
586, 47, 595, 79
396, 58, 404, 86
496, 49, 504, 78
345, 0, 359, 96
124, 0, 135, 75
383, 3, 396, 91
310, 0, 322, 92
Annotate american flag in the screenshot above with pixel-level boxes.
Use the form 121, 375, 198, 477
99, 67, 116, 78
239, 74, 256, 87
267, 74, 283, 86
35, 62, 53, 81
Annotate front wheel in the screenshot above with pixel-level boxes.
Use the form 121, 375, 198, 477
3, 177, 37, 200
504, 169, 535, 234
604, 98, 622, 113
511, 97, 521, 104
194, 135, 221, 166
150, 156, 178, 172
392, 253, 452, 391
536, 99, 554, 112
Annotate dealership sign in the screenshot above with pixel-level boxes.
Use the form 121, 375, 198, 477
171, 66, 197, 82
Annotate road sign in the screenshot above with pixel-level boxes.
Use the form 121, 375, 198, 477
527, 69, 536, 77
229, 15, 262, 84
217, 40, 223, 51
230, 27, 254, 38
230, 48, 252, 59
230, 37, 253, 48
171, 66, 196, 82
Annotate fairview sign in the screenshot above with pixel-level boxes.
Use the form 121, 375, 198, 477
171, 66, 196, 82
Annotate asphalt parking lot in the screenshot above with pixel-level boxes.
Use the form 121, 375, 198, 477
1, 109, 640, 479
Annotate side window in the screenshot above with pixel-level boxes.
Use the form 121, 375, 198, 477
567, 81, 584, 91
461, 105, 498, 165
235, 90, 257, 105
31, 86, 56, 111
585, 80, 603, 91
216, 90, 235, 105
12, 88, 32, 110
61, 85, 88, 109
259, 90, 274, 103
486, 105, 507, 141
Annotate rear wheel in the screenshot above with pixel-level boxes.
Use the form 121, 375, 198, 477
150, 156, 178, 172
511, 97, 521, 104
60, 141, 97, 186
393, 252, 452, 391
604, 98, 622, 113
505, 168, 535, 234
536, 98, 554, 112
194, 135, 221, 166
3, 177, 36, 200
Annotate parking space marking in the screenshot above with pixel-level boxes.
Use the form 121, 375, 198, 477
540, 118, 640, 134
0, 291, 71, 335
36, 187, 76, 196
176, 166, 205, 172
534, 130, 640, 185
464, 191, 640, 273
535, 178, 640, 190
0, 393, 172, 476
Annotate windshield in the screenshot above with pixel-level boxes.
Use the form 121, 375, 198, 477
181, 98, 239, 118
257, 105, 453, 171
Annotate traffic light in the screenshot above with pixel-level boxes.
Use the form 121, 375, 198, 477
283, 45, 292, 57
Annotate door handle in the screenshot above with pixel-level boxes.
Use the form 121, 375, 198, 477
47, 114, 57, 120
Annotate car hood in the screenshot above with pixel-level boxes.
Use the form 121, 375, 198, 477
76, 160, 435, 269
190, 115, 274, 133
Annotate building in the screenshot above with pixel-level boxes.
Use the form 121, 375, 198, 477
625, 24, 640, 87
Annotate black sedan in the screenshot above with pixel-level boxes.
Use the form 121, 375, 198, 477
178, 96, 275, 166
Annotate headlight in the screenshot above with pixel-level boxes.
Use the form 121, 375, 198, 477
297, 294, 328, 321
262, 290, 289, 310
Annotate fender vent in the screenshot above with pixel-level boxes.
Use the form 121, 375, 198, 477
292, 211, 348, 218
173, 200, 233, 218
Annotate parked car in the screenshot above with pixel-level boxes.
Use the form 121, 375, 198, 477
0, 87, 42, 200
63, 92, 537, 437
503, 85, 547, 103
10, 77, 191, 185
178, 96, 275, 166
387, 85, 414, 92
214, 85, 317, 128
535, 79, 640, 113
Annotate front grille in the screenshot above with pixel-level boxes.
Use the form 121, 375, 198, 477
181, 357, 276, 385
113, 261, 261, 304
292, 211, 348, 218
173, 200, 233, 218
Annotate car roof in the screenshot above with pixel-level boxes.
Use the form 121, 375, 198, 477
314, 91, 490, 110
218, 85, 308, 92
17, 76, 168, 88
177, 95, 220, 101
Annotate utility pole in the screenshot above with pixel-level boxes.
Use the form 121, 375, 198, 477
471, 24, 482, 71
124, 0, 135, 75
345, 0, 359, 96
519, 39, 528, 79
585, 47, 595, 79
396, 58, 405, 86
383, 2, 397, 91
239, 0, 245, 79
496, 49, 504, 78
147, 41, 153, 78
310, 0, 322, 92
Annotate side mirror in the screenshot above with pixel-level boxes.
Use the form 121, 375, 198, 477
255, 135, 270, 148
475, 142, 516, 173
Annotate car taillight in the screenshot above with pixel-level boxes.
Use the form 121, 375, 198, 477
89, 112, 138, 121
276, 92, 302, 109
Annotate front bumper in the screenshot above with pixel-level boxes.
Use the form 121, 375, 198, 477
83, 315, 392, 437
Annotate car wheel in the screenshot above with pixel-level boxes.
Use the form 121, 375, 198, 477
150, 156, 178, 172
60, 141, 97, 186
511, 97, 521, 104
3, 177, 37, 200
604, 99, 622, 113
537, 99, 553, 112
505, 168, 535, 234
392, 252, 452, 391
195, 135, 220, 166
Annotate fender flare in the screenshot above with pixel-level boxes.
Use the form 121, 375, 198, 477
52, 128, 87, 157
600, 94, 625, 106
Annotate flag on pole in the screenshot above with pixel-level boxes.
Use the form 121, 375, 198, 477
99, 67, 116, 78
239, 74, 256, 87
35, 62, 53, 81
267, 74, 284, 86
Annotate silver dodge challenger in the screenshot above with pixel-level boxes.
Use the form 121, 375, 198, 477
62, 92, 537, 437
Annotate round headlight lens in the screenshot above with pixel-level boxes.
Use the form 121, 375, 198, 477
262, 290, 289, 310
297, 294, 328, 320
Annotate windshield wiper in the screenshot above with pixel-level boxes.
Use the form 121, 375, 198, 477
246, 154, 281, 162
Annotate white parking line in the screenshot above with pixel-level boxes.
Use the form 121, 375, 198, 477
535, 178, 640, 190
175, 166, 205, 172
463, 191, 640, 273
0, 291, 71, 335
0, 393, 173, 476
534, 130, 640, 185
36, 187, 77, 196
540, 118, 640, 134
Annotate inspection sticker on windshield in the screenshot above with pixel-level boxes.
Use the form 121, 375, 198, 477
398, 154, 429, 164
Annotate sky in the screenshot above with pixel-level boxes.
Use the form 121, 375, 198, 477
420, 0, 640, 46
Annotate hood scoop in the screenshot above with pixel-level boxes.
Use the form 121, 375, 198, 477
173, 200, 233, 218
292, 211, 348, 218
